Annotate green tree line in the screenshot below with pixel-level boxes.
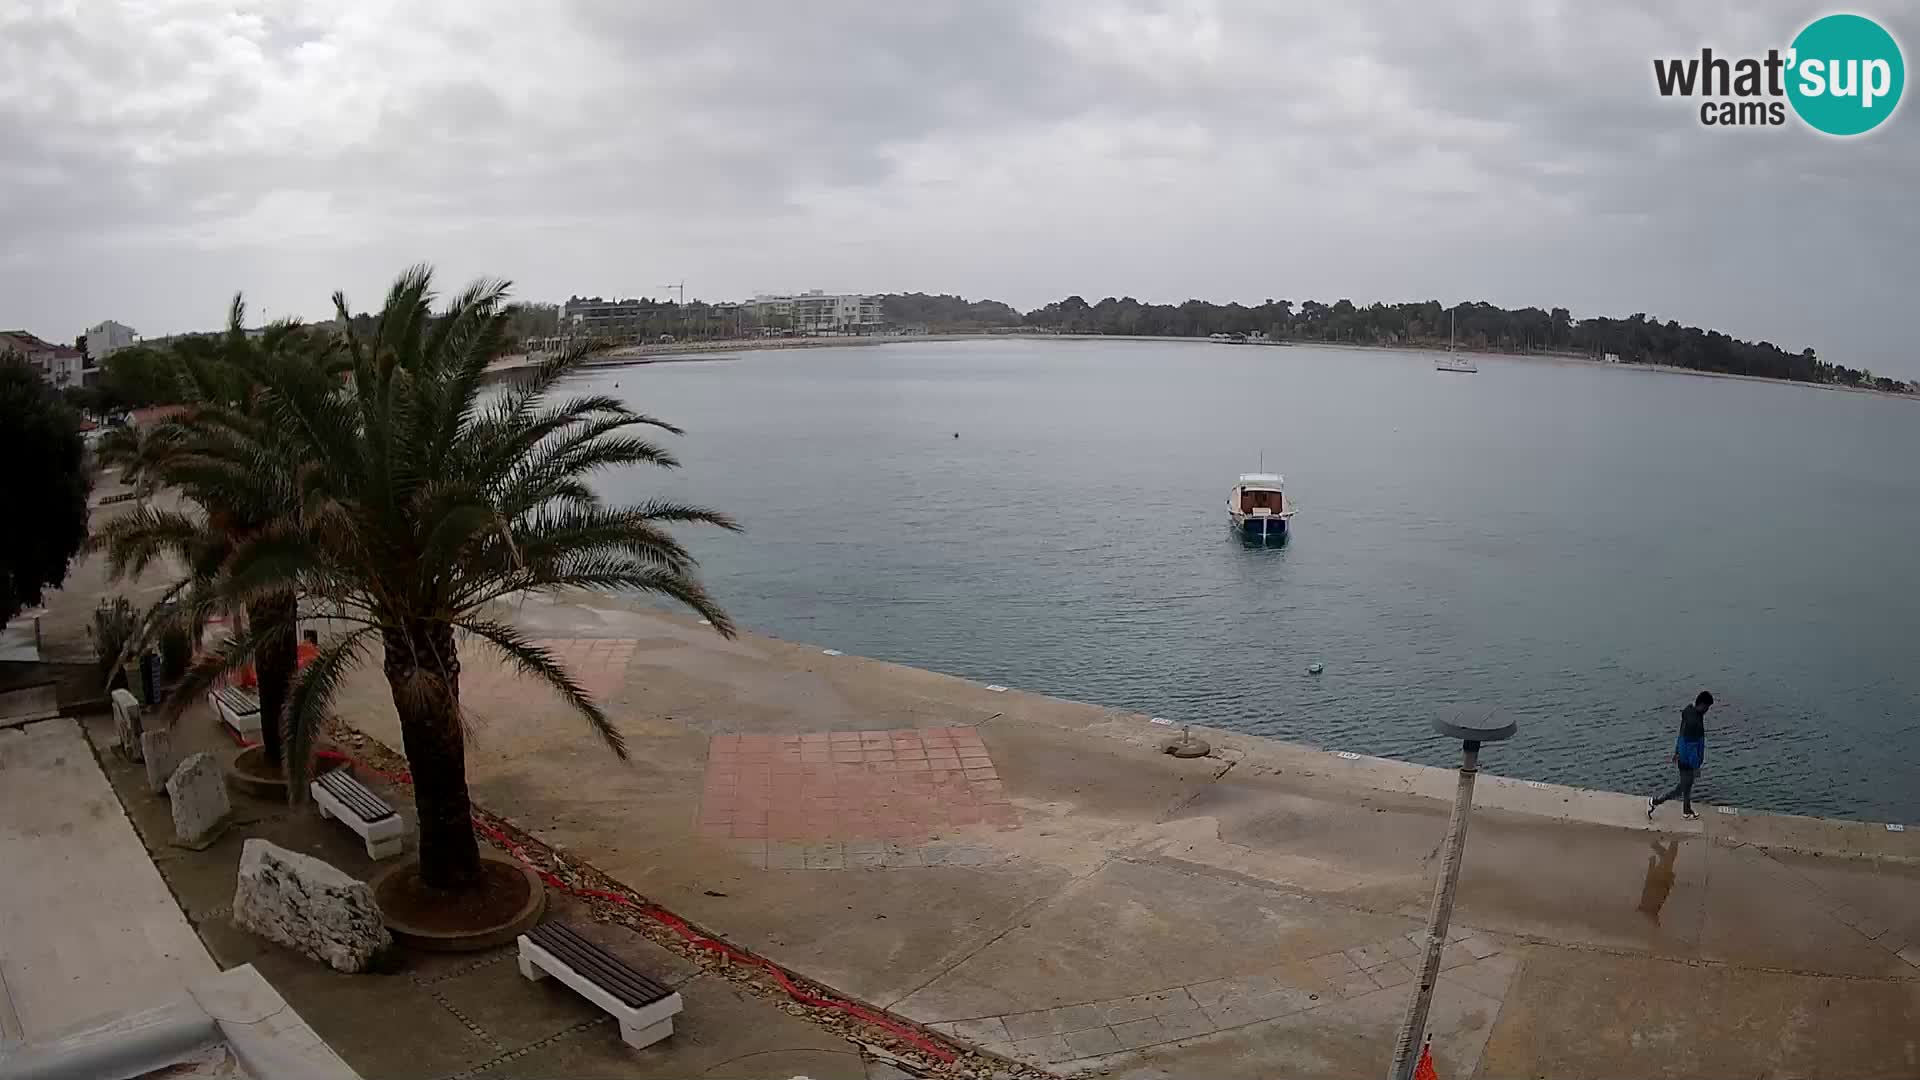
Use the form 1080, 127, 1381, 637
1021, 296, 1909, 392
67, 292, 1913, 409
879, 293, 1024, 330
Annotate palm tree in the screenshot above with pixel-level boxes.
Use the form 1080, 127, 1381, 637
189, 266, 737, 892
92, 300, 329, 776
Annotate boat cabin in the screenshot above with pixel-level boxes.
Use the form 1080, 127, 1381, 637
1234, 473, 1286, 514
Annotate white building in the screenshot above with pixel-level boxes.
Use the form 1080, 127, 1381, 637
0, 330, 88, 389
86, 320, 139, 358
747, 290, 882, 335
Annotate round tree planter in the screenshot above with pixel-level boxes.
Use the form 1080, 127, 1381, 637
225, 743, 338, 801
225, 745, 291, 800
372, 852, 546, 952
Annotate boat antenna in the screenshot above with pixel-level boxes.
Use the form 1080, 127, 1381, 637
1259, 450, 1264, 472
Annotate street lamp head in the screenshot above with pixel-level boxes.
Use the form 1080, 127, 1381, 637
1432, 705, 1517, 746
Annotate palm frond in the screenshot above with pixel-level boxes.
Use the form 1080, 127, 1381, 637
280, 627, 376, 801
159, 613, 290, 723
88, 506, 216, 581
458, 617, 627, 758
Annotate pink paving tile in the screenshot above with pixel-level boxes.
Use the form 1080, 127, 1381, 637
701, 729, 1019, 844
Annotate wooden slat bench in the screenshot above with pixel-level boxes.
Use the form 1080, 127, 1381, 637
309, 769, 405, 860
209, 685, 262, 738
517, 921, 683, 1049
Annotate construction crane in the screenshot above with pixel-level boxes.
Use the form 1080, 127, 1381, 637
656, 281, 690, 341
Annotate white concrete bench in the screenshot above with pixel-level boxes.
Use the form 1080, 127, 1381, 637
518, 921, 683, 1050
210, 685, 262, 738
309, 769, 405, 860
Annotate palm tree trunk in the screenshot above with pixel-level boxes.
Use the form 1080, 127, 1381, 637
248, 593, 298, 771
384, 621, 481, 890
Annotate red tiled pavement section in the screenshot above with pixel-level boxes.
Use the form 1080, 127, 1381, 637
700, 728, 1018, 841
461, 637, 638, 704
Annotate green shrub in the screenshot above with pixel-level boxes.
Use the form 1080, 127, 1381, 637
90, 597, 138, 690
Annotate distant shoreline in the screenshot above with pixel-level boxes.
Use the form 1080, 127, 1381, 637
490, 333, 1917, 402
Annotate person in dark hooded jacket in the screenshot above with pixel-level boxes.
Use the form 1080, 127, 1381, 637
1648, 691, 1712, 820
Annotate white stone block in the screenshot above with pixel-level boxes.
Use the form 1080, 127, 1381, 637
111, 687, 143, 761
232, 839, 391, 973
166, 752, 230, 846
142, 726, 181, 795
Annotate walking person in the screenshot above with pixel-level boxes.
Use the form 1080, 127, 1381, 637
1648, 691, 1713, 820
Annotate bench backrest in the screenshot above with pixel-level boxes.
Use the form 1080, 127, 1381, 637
213, 686, 261, 713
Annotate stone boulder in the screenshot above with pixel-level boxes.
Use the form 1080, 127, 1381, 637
141, 726, 181, 795
232, 839, 392, 973
166, 751, 230, 847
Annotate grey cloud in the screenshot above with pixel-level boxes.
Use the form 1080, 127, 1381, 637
0, 0, 1914, 375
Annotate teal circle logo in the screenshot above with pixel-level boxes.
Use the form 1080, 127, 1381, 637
1787, 14, 1904, 135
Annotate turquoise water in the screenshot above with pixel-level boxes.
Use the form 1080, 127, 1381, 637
582, 339, 1920, 823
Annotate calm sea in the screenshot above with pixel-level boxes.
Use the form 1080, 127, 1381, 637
581, 339, 1920, 823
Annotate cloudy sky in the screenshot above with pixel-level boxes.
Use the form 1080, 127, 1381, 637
3, 1, 1916, 375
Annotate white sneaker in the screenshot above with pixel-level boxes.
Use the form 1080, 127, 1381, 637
1682, 811, 1700, 821
1647, 800, 1658, 819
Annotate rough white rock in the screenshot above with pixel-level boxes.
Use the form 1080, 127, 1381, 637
141, 725, 181, 795
232, 838, 391, 973
166, 751, 229, 846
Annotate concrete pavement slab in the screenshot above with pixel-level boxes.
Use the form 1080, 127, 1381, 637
482, 974, 868, 1080
1693, 839, 1913, 978
1479, 943, 1920, 1079
891, 855, 1409, 1023
0, 718, 216, 1041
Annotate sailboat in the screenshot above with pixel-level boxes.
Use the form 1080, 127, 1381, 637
1435, 311, 1478, 373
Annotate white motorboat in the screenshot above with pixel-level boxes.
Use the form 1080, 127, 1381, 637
1228, 472, 1294, 542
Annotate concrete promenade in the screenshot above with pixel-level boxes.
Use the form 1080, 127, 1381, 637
318, 592, 1920, 1078
0, 717, 218, 1042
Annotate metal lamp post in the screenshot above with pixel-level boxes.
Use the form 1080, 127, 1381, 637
1385, 705, 1517, 1080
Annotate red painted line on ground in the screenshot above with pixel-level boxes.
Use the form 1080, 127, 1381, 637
465, 816, 955, 1062
221, 717, 953, 1063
